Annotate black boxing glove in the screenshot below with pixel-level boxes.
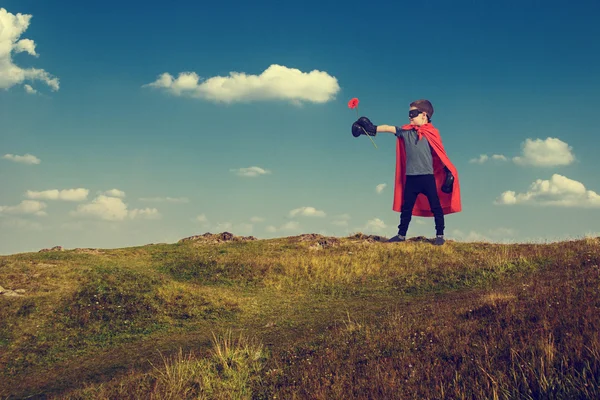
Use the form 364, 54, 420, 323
356, 116, 377, 136
352, 122, 364, 137
441, 167, 454, 193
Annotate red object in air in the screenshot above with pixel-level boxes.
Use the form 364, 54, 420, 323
348, 97, 359, 109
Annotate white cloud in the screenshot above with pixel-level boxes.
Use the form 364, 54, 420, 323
70, 196, 128, 221
14, 37, 36, 55
128, 208, 161, 220
139, 196, 189, 203
193, 214, 210, 228
236, 223, 253, 235
143, 64, 340, 105
0, 200, 46, 216
469, 154, 508, 164
250, 216, 264, 223
469, 154, 488, 164
376, 183, 387, 194
281, 221, 300, 231
494, 174, 600, 208
26, 188, 89, 201
195, 214, 208, 223
103, 189, 126, 198
364, 218, 387, 233
451, 228, 517, 243
495, 191, 518, 205
451, 230, 492, 242
332, 213, 350, 226
70, 195, 161, 221
0, 8, 59, 92
490, 227, 516, 236
2, 153, 40, 164
230, 166, 271, 177
289, 206, 326, 218
471, 136, 575, 167
265, 221, 301, 233
215, 222, 233, 231
513, 137, 574, 167
24, 84, 36, 94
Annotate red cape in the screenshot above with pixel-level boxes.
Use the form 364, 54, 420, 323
393, 123, 462, 216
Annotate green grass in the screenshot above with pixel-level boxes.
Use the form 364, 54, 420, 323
0, 234, 599, 399
56, 330, 267, 400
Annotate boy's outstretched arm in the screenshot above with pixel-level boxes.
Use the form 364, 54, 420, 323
355, 117, 400, 136
376, 125, 396, 133
380, 125, 409, 139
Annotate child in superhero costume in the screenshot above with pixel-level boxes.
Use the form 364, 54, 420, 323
352, 99, 461, 245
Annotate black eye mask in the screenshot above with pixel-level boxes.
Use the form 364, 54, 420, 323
409, 109, 423, 118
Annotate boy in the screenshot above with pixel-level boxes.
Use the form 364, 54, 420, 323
351, 99, 461, 245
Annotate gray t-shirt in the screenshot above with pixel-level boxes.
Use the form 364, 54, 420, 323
395, 127, 434, 175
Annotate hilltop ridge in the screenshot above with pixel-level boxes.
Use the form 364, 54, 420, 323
1, 234, 598, 399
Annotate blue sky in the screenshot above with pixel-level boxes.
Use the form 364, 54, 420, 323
1, 0, 600, 255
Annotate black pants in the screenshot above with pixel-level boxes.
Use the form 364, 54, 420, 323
398, 174, 444, 236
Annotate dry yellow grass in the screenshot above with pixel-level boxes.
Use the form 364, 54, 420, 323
1, 233, 598, 398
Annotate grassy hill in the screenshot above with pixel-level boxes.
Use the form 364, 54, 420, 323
1, 233, 599, 399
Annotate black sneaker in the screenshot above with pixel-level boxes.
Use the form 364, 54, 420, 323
433, 236, 445, 246
386, 235, 406, 243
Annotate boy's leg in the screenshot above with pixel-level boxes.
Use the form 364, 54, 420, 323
422, 175, 445, 236
398, 176, 420, 236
